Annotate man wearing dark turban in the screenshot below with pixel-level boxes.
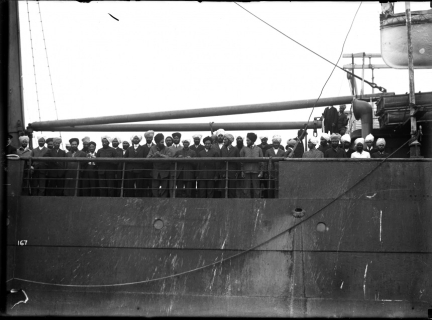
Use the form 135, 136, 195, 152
147, 133, 175, 197
196, 136, 220, 198
240, 132, 263, 198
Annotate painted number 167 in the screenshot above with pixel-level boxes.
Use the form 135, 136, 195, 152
17, 240, 27, 246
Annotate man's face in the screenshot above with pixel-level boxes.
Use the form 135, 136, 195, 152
343, 141, 350, 149
183, 141, 190, 148
112, 140, 119, 148
47, 141, 54, 149
356, 143, 364, 152
217, 134, 224, 143
340, 127, 346, 135
377, 144, 385, 152
261, 138, 268, 145
273, 141, 280, 148
132, 137, 140, 145
246, 138, 252, 147
158, 140, 165, 148
236, 138, 243, 145
102, 139, 109, 147
38, 139, 45, 147
223, 137, 231, 147
83, 141, 89, 150
366, 141, 373, 148
331, 140, 339, 148
146, 137, 153, 145
204, 140, 212, 149
21, 141, 28, 148
193, 137, 200, 145
122, 142, 130, 150
307, 141, 315, 150
89, 144, 96, 153
173, 136, 180, 145
53, 141, 60, 149
71, 141, 78, 151
165, 138, 173, 146
320, 138, 328, 146
339, 106, 346, 113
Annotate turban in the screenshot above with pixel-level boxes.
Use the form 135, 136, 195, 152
111, 136, 122, 143
309, 137, 319, 145
330, 133, 341, 141
46, 138, 53, 144
182, 138, 191, 144
272, 135, 282, 143
236, 136, 244, 140
89, 141, 96, 147
321, 133, 330, 141
144, 130, 154, 138
287, 139, 296, 147
192, 134, 202, 139
341, 134, 351, 143
259, 135, 268, 140
154, 133, 164, 144
82, 136, 90, 143
246, 132, 257, 143
354, 138, 365, 146
165, 135, 173, 141
172, 132, 181, 139
224, 133, 234, 142
18, 136, 29, 143
101, 135, 112, 143
37, 135, 46, 141
376, 138, 386, 146
365, 134, 374, 142
69, 138, 79, 145
130, 134, 142, 142
216, 129, 225, 136
122, 140, 130, 145
203, 136, 213, 144
53, 137, 62, 143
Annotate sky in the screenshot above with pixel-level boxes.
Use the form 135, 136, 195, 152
18, 1, 432, 148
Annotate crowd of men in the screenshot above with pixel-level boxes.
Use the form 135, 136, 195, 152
6, 120, 390, 198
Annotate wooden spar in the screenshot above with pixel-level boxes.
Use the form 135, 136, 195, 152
43, 121, 322, 132
28, 92, 394, 131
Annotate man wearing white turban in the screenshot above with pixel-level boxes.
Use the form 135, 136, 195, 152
130, 134, 143, 143
371, 138, 390, 158
302, 137, 324, 159
257, 135, 271, 154
324, 133, 347, 158
364, 134, 377, 155
341, 134, 354, 158
81, 136, 91, 154
351, 138, 370, 158
265, 135, 285, 198
318, 133, 331, 154
30, 136, 49, 196
17, 136, 31, 158
43, 136, 67, 196
284, 139, 297, 157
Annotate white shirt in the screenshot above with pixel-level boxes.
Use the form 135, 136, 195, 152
173, 144, 181, 148
351, 151, 370, 158
133, 144, 140, 150
218, 143, 223, 149
147, 144, 152, 148
38, 146, 45, 150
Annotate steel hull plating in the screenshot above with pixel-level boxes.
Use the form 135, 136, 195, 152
5, 160, 432, 317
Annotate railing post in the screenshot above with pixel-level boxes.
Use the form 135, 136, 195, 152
268, 158, 272, 198
74, 162, 80, 197
225, 161, 228, 198
173, 161, 177, 198
120, 162, 125, 197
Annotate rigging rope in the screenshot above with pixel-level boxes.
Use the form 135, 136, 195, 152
234, 2, 386, 93
37, 1, 62, 143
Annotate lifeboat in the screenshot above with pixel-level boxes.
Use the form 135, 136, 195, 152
380, 9, 432, 68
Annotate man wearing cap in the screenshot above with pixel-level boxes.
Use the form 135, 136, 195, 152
322, 105, 339, 134
64, 138, 87, 196
337, 105, 349, 134
371, 138, 390, 158
124, 134, 146, 197
173, 138, 197, 197
220, 133, 240, 198
265, 135, 286, 198
6, 134, 17, 155
30, 136, 49, 196
96, 136, 118, 197
302, 137, 324, 158
43, 137, 67, 196
81, 137, 91, 154
317, 133, 331, 154
351, 138, 370, 158
142, 131, 156, 197
324, 133, 347, 158
196, 136, 220, 198
365, 134, 378, 155
46, 138, 54, 150
147, 133, 174, 198
110, 136, 124, 197
82, 141, 99, 197
341, 134, 354, 158
240, 133, 264, 198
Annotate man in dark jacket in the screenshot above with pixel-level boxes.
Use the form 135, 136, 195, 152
173, 138, 197, 197
111, 136, 124, 197
324, 133, 347, 158
82, 141, 98, 197
220, 133, 240, 198
124, 134, 145, 197
96, 135, 118, 197
371, 138, 390, 158
64, 138, 87, 196
30, 136, 49, 196
142, 131, 155, 197
43, 137, 66, 196
292, 129, 305, 158
265, 135, 285, 198
5, 134, 17, 155
190, 134, 204, 198
322, 105, 339, 134
341, 134, 354, 158
318, 133, 331, 154
197, 136, 220, 198
337, 105, 349, 134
